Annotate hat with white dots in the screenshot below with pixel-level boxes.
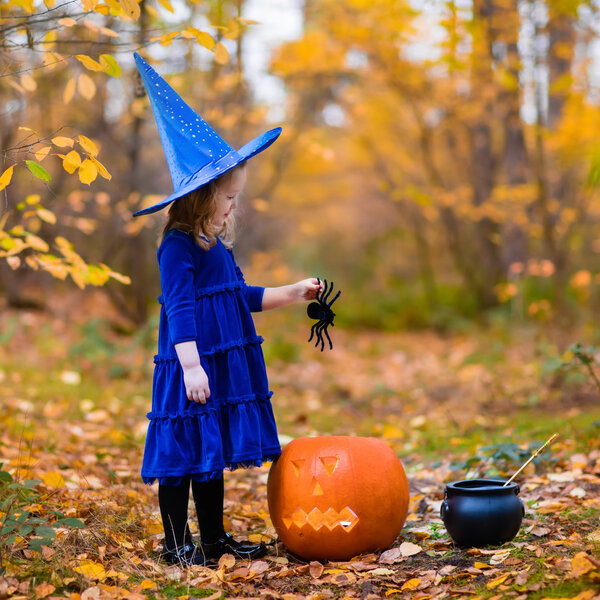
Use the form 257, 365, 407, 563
132, 52, 282, 217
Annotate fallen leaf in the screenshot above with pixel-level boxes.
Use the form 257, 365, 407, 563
487, 573, 510, 589
74, 560, 107, 581
399, 541, 422, 557
218, 553, 236, 570
379, 547, 403, 564
309, 561, 324, 579
401, 578, 421, 591
569, 552, 598, 579
34, 582, 55, 598
531, 526, 550, 537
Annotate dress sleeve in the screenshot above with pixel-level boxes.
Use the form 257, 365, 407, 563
230, 250, 264, 312
158, 234, 198, 344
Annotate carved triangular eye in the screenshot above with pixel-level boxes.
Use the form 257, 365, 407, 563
319, 455, 339, 476
291, 459, 306, 477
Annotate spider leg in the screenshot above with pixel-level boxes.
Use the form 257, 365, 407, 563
327, 290, 341, 308
322, 280, 333, 304
322, 323, 333, 350
308, 320, 319, 343
315, 321, 325, 351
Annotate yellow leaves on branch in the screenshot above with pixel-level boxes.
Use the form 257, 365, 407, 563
79, 159, 97, 185
0, 165, 15, 191
78, 74, 96, 100
51, 136, 74, 148
55, 136, 109, 182
119, 0, 140, 20
60, 150, 81, 174
76, 54, 122, 78
214, 42, 230, 65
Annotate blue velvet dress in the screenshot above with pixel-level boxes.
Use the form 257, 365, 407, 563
141, 229, 281, 485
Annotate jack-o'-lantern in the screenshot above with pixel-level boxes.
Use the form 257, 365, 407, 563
267, 436, 409, 561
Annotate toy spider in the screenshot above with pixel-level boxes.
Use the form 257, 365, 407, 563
307, 278, 341, 351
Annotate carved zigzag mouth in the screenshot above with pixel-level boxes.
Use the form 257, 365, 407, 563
281, 506, 359, 532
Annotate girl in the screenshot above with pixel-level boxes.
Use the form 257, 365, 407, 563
132, 53, 321, 567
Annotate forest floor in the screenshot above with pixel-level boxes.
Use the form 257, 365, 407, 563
0, 298, 599, 600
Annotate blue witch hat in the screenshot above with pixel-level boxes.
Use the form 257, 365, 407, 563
132, 52, 282, 217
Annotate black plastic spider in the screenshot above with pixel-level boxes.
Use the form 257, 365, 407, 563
307, 278, 341, 351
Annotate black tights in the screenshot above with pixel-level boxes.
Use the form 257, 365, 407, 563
158, 477, 225, 551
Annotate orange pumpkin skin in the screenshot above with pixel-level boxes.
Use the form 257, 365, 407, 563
267, 436, 409, 561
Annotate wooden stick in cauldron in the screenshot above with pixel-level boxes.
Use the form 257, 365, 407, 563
503, 433, 559, 486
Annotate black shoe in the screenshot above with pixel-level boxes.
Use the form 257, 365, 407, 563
161, 543, 217, 567
201, 531, 267, 560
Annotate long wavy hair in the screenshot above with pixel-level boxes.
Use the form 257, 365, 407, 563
162, 164, 245, 250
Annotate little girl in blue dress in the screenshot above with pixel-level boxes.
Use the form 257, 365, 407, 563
133, 53, 321, 566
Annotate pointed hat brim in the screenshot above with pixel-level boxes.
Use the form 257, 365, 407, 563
133, 126, 282, 217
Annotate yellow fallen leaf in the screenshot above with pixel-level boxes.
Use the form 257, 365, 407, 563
401, 578, 420, 591
140, 579, 157, 590
569, 552, 598, 579
41, 471, 65, 487
74, 559, 107, 580
487, 573, 509, 589
474, 561, 492, 569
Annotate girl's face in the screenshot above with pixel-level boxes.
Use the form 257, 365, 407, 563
213, 167, 246, 228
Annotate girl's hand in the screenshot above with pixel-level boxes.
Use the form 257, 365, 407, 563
182, 364, 211, 404
294, 278, 323, 302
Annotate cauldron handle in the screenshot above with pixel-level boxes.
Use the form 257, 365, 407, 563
440, 499, 449, 519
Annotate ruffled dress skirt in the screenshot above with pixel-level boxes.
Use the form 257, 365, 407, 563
141, 279, 282, 485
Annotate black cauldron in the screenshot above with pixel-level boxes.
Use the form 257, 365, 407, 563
440, 479, 525, 547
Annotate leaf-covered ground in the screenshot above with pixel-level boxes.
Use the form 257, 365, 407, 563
1, 302, 599, 600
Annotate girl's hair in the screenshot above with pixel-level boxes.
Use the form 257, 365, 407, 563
162, 163, 245, 250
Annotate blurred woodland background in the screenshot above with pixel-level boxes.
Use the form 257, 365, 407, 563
3, 0, 600, 334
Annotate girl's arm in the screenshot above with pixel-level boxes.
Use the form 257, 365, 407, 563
261, 278, 322, 311
174, 341, 211, 404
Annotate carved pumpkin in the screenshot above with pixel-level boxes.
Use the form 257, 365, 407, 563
267, 436, 409, 561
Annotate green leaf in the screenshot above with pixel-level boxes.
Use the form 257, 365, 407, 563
15, 510, 29, 523
18, 524, 33, 536
99, 54, 122, 77
58, 517, 85, 528
28, 537, 53, 551
1, 524, 17, 535
23, 479, 40, 489
34, 525, 56, 539
25, 160, 51, 183
0, 471, 13, 482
